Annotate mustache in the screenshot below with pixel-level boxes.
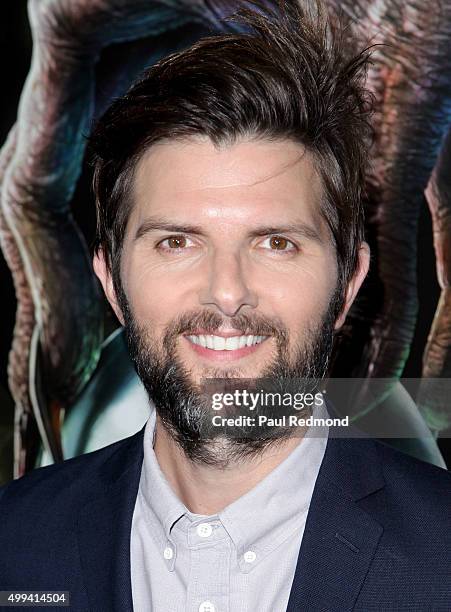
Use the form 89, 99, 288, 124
163, 310, 289, 349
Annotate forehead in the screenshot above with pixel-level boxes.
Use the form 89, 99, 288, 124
131, 136, 325, 227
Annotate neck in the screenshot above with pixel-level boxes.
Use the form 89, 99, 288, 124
153, 416, 305, 515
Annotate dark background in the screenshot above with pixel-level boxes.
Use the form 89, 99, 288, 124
1, 2, 449, 474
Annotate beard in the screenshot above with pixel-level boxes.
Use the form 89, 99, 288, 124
119, 287, 341, 468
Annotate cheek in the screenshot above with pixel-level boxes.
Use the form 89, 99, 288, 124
253, 256, 337, 326
121, 253, 201, 329
265, 282, 330, 335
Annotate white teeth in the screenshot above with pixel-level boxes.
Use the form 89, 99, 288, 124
224, 337, 239, 350
187, 335, 266, 351
206, 335, 214, 349
239, 336, 247, 349
213, 336, 226, 350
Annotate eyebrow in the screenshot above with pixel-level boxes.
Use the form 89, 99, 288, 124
247, 224, 323, 243
134, 220, 206, 241
134, 217, 324, 244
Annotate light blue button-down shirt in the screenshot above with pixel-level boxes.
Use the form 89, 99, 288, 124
131, 402, 328, 612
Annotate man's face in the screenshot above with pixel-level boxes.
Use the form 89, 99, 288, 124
94, 136, 368, 462
121, 137, 338, 376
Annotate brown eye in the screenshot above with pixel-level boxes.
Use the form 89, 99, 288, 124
260, 235, 297, 254
167, 236, 187, 248
270, 236, 289, 250
157, 235, 196, 253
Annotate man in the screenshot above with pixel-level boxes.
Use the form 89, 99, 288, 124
1, 1, 450, 611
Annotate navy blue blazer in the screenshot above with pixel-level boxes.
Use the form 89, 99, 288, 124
0, 426, 450, 611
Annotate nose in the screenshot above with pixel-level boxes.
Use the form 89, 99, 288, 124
199, 251, 258, 317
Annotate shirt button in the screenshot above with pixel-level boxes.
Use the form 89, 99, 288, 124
243, 550, 257, 563
163, 546, 173, 560
196, 522, 213, 538
198, 601, 215, 612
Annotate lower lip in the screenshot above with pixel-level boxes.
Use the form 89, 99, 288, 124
183, 336, 269, 361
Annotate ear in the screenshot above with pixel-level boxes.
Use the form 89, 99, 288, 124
93, 249, 125, 326
334, 242, 370, 330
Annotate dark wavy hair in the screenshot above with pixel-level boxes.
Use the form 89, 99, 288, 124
90, 0, 374, 311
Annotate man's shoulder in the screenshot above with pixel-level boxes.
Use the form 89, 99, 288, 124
0, 428, 145, 590
373, 437, 450, 488
366, 437, 451, 529
0, 428, 144, 515
325, 432, 450, 531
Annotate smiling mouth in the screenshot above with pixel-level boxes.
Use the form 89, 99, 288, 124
185, 334, 268, 351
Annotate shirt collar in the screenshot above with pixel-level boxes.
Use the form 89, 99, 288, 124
138, 398, 329, 570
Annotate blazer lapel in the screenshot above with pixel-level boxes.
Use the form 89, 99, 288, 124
286, 432, 385, 612
77, 428, 145, 612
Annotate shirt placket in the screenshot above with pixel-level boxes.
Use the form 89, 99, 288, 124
186, 519, 231, 612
